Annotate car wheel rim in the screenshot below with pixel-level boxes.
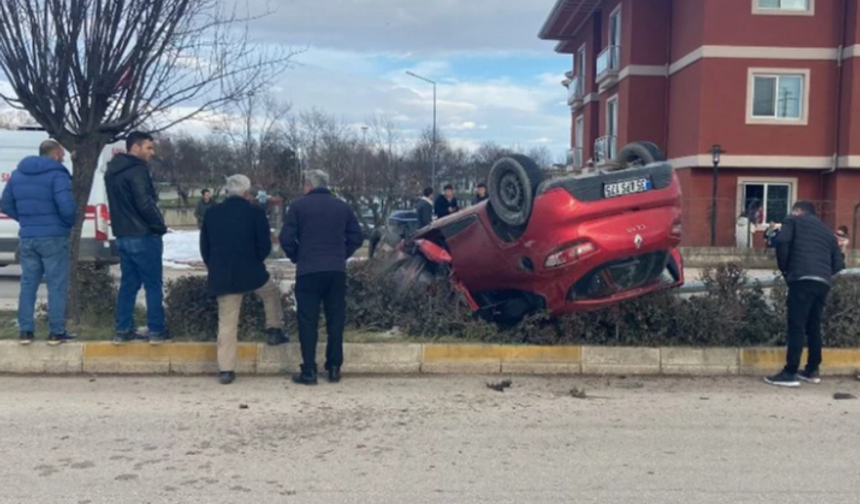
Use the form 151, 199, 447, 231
499, 171, 525, 212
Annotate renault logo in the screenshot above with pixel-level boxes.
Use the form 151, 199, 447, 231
634, 234, 643, 250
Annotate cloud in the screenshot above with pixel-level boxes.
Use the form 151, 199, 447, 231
243, 0, 561, 56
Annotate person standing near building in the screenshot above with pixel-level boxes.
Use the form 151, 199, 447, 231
836, 225, 850, 260
416, 187, 434, 228
434, 184, 459, 219
766, 201, 844, 387
764, 222, 780, 249
280, 170, 363, 385
200, 175, 288, 385
1, 140, 76, 346
472, 183, 489, 205
105, 131, 170, 345
194, 189, 216, 230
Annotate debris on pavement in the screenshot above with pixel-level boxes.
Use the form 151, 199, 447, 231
569, 387, 587, 399
833, 393, 857, 400
486, 380, 513, 392
239, 404, 249, 409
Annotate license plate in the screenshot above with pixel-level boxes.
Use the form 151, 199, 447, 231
603, 178, 651, 198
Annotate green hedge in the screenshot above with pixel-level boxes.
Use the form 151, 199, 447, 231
156, 261, 860, 347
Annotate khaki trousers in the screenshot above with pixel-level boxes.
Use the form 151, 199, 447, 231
217, 279, 283, 371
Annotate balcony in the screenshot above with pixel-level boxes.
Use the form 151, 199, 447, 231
566, 76, 584, 108
594, 135, 617, 164
595, 45, 620, 87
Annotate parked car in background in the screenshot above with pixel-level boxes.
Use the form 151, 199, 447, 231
379, 141, 684, 324
0, 129, 120, 266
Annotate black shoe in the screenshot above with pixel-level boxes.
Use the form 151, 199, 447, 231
148, 331, 173, 346
219, 371, 236, 385
19, 332, 34, 346
292, 369, 318, 386
47, 333, 76, 346
266, 328, 289, 346
764, 371, 801, 388
112, 331, 139, 345
798, 370, 821, 384
327, 366, 341, 383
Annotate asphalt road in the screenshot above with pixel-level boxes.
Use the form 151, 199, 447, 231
1, 375, 859, 504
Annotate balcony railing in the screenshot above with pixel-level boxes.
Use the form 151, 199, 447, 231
566, 75, 584, 107
594, 135, 618, 164
570, 147, 584, 169
595, 45, 620, 85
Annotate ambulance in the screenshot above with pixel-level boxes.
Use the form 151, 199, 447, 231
0, 128, 120, 266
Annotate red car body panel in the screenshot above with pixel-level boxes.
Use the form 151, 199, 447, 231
412, 168, 685, 318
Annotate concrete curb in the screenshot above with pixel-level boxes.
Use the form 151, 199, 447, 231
1, 341, 859, 376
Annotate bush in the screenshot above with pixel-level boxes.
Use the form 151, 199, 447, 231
164, 275, 296, 341
161, 261, 860, 347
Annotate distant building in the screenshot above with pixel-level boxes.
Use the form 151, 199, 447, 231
539, 0, 860, 246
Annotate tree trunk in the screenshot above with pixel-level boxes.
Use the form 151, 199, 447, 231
66, 140, 106, 327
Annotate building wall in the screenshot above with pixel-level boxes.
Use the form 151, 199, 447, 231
667, 64, 703, 158
670, 0, 705, 61
629, 0, 672, 66
703, 0, 844, 48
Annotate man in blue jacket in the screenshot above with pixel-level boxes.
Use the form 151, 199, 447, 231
280, 170, 363, 385
1, 140, 76, 345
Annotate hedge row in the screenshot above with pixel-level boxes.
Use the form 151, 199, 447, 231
74, 262, 860, 347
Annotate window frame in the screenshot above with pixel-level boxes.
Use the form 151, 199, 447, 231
746, 68, 810, 126
736, 177, 798, 230
752, 0, 814, 16
608, 5, 622, 48
577, 44, 587, 80
606, 94, 619, 158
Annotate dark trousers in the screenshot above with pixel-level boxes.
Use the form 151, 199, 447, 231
295, 271, 347, 372
784, 280, 830, 374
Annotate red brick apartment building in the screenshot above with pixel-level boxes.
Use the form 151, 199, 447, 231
540, 0, 860, 247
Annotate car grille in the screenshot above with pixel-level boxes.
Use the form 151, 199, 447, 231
569, 252, 669, 300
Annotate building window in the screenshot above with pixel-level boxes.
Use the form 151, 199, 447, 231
606, 95, 618, 158
577, 45, 587, 79
742, 182, 792, 225
747, 69, 810, 125
753, 0, 814, 15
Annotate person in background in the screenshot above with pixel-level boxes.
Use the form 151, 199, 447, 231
764, 222, 780, 249
194, 189, 216, 230
836, 226, 850, 260
200, 175, 288, 385
1, 140, 76, 346
472, 183, 489, 205
735, 213, 751, 249
416, 187, 434, 228
280, 170, 363, 385
105, 131, 170, 345
766, 201, 844, 387
434, 184, 459, 219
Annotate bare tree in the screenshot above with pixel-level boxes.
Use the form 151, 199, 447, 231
0, 0, 296, 322
0, 109, 31, 130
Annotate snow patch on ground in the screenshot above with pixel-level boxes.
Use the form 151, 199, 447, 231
163, 230, 202, 268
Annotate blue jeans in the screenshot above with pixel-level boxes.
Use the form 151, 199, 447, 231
18, 237, 69, 335
116, 235, 165, 334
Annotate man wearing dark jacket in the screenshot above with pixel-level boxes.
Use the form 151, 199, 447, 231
767, 201, 844, 387
415, 187, 434, 228
434, 184, 459, 219
1, 140, 76, 345
105, 131, 170, 345
472, 183, 489, 205
194, 189, 216, 230
280, 169, 363, 385
200, 175, 287, 385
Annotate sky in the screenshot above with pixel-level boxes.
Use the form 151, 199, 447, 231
1, 0, 573, 155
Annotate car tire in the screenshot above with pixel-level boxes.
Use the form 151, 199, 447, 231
613, 141, 667, 168
488, 155, 544, 227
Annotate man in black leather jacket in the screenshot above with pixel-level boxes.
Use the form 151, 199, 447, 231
765, 201, 844, 387
105, 131, 170, 345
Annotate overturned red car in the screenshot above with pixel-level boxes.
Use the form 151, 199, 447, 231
384, 141, 684, 323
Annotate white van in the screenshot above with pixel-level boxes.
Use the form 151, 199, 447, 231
0, 129, 120, 266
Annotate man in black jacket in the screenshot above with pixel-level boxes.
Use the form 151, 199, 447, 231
280, 170, 363, 385
105, 132, 170, 345
767, 201, 844, 387
200, 175, 287, 385
415, 187, 434, 228
434, 184, 459, 219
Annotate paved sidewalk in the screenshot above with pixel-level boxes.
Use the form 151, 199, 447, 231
1, 375, 858, 504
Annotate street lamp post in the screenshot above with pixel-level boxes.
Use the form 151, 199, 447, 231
406, 71, 437, 189
710, 144, 723, 247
